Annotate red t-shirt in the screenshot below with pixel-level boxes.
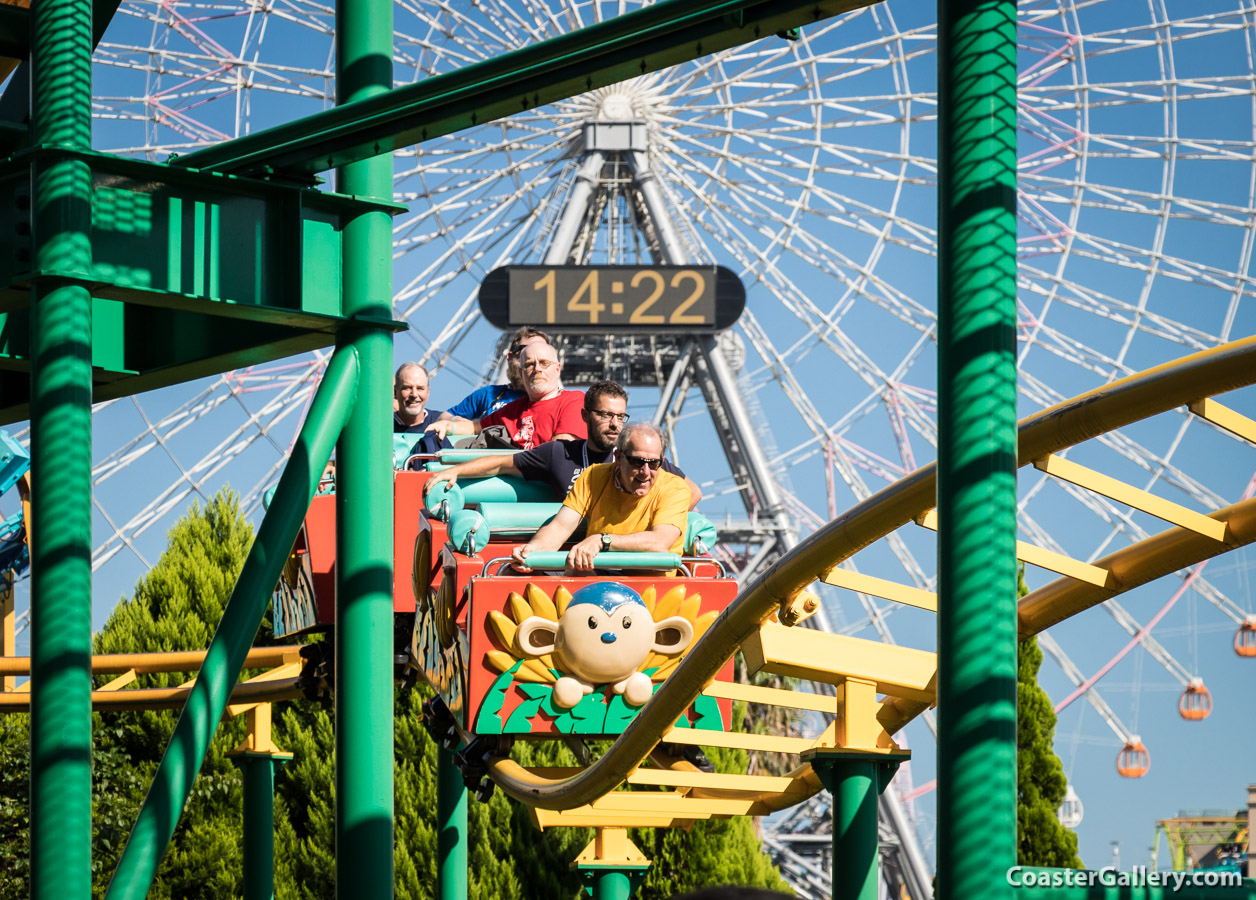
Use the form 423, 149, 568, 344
481, 389, 587, 449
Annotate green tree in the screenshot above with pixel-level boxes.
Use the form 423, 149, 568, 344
0, 714, 30, 900
91, 488, 257, 898
1016, 568, 1083, 869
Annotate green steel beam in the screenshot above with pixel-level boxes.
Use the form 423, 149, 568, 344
231, 754, 292, 900
28, 0, 94, 895
827, 760, 879, 900
174, 0, 877, 178
437, 749, 469, 900
0, 149, 404, 424
935, 0, 1018, 898
804, 750, 905, 900
104, 346, 360, 900
0, 304, 348, 425
576, 864, 650, 899
590, 871, 633, 900
0, 0, 122, 149
333, 0, 395, 894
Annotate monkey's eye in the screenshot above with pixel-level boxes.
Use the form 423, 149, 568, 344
588, 616, 598, 629
622, 616, 632, 629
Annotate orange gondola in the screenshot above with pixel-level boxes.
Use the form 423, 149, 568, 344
1116, 738, 1150, 778
1235, 619, 1256, 658
1177, 681, 1212, 720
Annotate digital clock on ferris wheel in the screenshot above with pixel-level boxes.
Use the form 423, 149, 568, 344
477, 265, 745, 333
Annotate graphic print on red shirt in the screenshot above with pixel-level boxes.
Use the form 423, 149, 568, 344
480, 389, 587, 449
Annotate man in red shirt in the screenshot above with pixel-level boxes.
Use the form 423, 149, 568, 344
432, 341, 585, 449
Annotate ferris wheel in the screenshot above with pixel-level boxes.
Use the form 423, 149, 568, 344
5, 0, 1256, 885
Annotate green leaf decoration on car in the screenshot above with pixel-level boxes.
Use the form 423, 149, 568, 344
504, 682, 551, 733
475, 659, 523, 734
602, 692, 638, 733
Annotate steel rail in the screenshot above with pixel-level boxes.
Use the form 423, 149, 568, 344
0, 677, 304, 712
484, 334, 1256, 810
0, 644, 306, 676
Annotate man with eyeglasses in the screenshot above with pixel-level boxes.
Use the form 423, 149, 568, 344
422, 381, 701, 507
510, 422, 691, 573
428, 341, 585, 449
430, 327, 551, 433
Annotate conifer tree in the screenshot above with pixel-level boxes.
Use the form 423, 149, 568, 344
92, 488, 256, 898
1016, 568, 1083, 869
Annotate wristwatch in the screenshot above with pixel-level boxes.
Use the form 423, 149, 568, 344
599, 533, 612, 552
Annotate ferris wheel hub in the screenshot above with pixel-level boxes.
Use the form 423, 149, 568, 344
597, 92, 636, 120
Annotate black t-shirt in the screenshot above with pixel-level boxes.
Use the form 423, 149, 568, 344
513, 439, 686, 498
395, 409, 450, 457
394, 409, 444, 434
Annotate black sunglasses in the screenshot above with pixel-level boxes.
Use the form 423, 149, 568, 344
507, 343, 525, 357
623, 453, 662, 470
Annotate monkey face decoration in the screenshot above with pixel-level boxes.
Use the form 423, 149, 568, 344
516, 582, 694, 709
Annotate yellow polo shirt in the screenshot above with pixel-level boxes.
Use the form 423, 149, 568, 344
563, 463, 689, 555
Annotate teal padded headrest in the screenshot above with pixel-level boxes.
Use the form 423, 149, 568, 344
685, 512, 718, 555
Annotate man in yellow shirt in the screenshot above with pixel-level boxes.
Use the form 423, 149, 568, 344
510, 422, 690, 572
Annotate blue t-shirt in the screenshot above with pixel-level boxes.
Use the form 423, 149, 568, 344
447, 384, 525, 421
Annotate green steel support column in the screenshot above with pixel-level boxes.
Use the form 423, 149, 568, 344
437, 749, 468, 900
573, 831, 650, 899
804, 749, 906, 900
334, 0, 395, 894
827, 760, 879, 900
230, 753, 292, 900
590, 871, 632, 900
105, 348, 360, 900
936, 0, 1018, 898
28, 0, 94, 896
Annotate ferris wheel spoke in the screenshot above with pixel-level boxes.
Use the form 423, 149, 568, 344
665, 151, 936, 339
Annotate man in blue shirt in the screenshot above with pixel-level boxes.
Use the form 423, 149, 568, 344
438, 326, 553, 423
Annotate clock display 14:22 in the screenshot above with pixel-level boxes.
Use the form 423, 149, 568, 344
507, 266, 717, 327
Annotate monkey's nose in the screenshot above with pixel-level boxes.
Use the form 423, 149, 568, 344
600, 633, 617, 644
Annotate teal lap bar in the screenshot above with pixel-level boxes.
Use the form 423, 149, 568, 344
520, 552, 681, 571
29, 0, 95, 897
937, 0, 1019, 897
436, 748, 468, 900
334, 0, 396, 894
803, 749, 908, 900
